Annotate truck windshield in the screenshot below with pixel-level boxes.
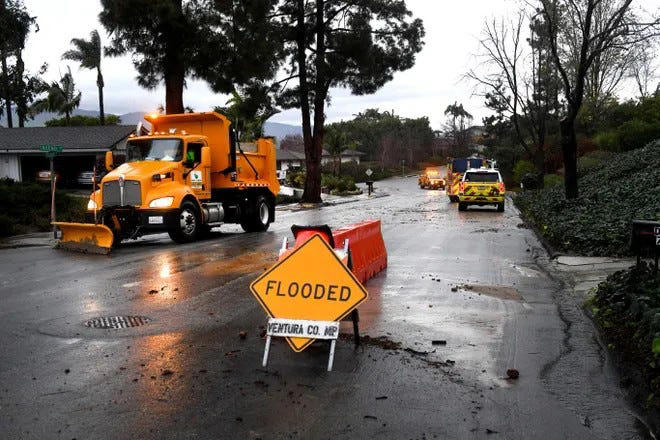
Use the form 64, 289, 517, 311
464, 172, 500, 183
126, 139, 183, 162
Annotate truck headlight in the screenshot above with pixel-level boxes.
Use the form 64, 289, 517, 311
87, 199, 97, 210
149, 197, 174, 208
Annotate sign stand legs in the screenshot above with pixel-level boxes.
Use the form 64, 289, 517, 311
327, 340, 336, 371
351, 310, 360, 347
262, 335, 272, 367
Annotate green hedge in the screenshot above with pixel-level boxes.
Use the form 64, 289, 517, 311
515, 141, 660, 256
0, 179, 87, 237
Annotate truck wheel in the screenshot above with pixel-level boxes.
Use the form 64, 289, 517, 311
168, 200, 201, 243
497, 201, 505, 212
241, 195, 271, 232
458, 202, 467, 211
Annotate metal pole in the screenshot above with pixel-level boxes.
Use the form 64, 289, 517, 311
50, 157, 56, 238
262, 335, 272, 367
327, 339, 336, 372
92, 165, 97, 224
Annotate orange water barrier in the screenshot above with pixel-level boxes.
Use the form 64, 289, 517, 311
281, 220, 387, 284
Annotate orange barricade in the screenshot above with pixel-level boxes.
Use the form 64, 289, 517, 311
281, 221, 387, 284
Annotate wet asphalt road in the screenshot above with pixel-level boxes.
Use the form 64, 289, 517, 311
0, 176, 648, 439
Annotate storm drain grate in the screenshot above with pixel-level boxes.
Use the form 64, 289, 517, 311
84, 316, 151, 329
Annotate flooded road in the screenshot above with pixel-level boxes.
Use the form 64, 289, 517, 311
0, 177, 644, 439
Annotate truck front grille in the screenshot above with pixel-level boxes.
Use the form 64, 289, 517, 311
102, 180, 141, 207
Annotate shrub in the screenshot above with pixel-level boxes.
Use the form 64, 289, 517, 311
322, 174, 357, 193
594, 130, 620, 151
0, 180, 87, 237
617, 120, 660, 152
513, 160, 536, 185
520, 173, 541, 190
285, 170, 306, 189
543, 174, 563, 188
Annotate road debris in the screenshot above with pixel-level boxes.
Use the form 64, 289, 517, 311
148, 289, 158, 295
506, 368, 520, 379
404, 347, 429, 356
363, 415, 378, 420
239, 331, 247, 340
375, 396, 388, 400
161, 369, 174, 377
432, 340, 447, 346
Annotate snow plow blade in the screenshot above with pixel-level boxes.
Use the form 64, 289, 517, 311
52, 222, 114, 255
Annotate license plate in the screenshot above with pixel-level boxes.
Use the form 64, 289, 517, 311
148, 216, 163, 224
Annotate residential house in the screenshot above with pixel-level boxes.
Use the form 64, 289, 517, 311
0, 125, 139, 184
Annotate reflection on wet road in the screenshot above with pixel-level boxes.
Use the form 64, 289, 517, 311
0, 177, 644, 439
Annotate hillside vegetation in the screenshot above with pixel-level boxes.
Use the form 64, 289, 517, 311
515, 141, 660, 256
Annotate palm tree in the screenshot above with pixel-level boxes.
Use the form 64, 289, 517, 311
324, 129, 345, 175
62, 30, 104, 124
215, 87, 279, 141
31, 66, 81, 125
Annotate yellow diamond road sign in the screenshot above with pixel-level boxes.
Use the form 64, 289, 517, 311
250, 234, 368, 352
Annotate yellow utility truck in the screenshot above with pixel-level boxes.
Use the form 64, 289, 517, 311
55, 112, 279, 253
458, 168, 505, 212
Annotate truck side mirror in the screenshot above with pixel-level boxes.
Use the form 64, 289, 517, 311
105, 151, 114, 171
201, 146, 211, 167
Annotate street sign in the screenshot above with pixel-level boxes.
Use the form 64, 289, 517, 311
266, 318, 339, 339
250, 234, 368, 352
39, 145, 63, 158
365, 168, 373, 177
655, 226, 660, 246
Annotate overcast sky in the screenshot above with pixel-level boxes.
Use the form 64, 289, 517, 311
21, 0, 651, 129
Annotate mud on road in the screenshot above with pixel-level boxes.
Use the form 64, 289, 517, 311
0, 177, 649, 439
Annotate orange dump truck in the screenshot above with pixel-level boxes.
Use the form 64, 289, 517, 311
54, 112, 279, 253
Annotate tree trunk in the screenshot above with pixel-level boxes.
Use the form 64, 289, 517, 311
559, 117, 578, 199
1, 50, 11, 128
97, 69, 105, 125
164, 0, 184, 114
295, 0, 315, 203
65, 109, 70, 125
0, 0, 11, 128
534, 145, 545, 188
15, 49, 26, 127
301, 0, 326, 203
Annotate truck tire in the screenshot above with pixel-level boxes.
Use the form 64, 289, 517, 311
241, 195, 271, 232
458, 202, 467, 211
497, 201, 505, 212
168, 200, 201, 243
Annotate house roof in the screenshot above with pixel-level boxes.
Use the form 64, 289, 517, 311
341, 149, 365, 156
276, 149, 305, 161
0, 125, 136, 153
